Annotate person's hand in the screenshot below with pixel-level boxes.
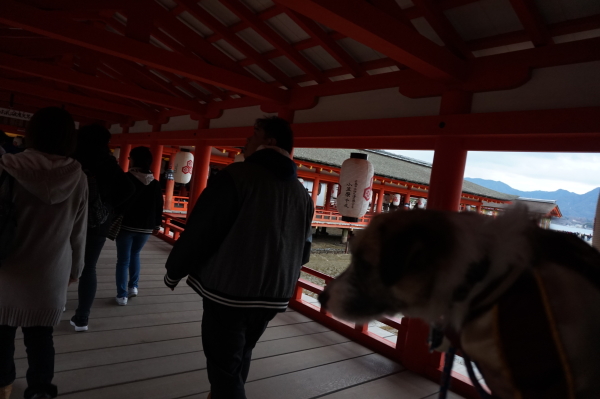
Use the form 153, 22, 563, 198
68, 277, 78, 286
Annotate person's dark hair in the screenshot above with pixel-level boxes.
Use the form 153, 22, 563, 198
255, 116, 294, 154
0, 130, 10, 145
129, 146, 153, 171
26, 107, 76, 156
74, 124, 112, 168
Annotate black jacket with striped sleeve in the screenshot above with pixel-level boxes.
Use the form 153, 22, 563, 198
164, 148, 314, 311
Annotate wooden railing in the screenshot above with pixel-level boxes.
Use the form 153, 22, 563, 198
163, 196, 189, 213
155, 211, 479, 398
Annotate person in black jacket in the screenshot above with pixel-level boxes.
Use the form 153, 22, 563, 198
115, 146, 163, 306
70, 125, 135, 332
164, 117, 314, 399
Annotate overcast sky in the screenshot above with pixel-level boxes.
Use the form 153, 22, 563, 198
386, 150, 600, 195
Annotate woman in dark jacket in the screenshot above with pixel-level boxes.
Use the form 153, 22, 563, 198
70, 125, 135, 332
115, 146, 164, 305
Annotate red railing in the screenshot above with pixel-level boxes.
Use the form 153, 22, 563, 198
155, 211, 480, 398
163, 195, 189, 213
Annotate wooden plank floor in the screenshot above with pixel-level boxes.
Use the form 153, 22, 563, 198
10, 237, 463, 399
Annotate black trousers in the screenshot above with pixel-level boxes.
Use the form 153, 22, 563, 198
202, 299, 278, 399
75, 235, 107, 320
0, 325, 57, 398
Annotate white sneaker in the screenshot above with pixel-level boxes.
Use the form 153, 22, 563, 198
128, 287, 138, 298
115, 296, 128, 306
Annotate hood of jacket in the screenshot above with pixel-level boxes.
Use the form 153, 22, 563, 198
129, 167, 155, 185
245, 148, 297, 181
0, 149, 83, 204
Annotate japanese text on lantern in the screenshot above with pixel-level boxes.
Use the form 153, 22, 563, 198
344, 183, 352, 208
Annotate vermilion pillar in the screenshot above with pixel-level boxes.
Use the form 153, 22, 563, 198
401, 90, 472, 375
150, 143, 164, 181
118, 144, 131, 172
426, 91, 472, 212
189, 141, 211, 212
164, 156, 175, 211
311, 175, 321, 206
377, 188, 385, 213
324, 182, 333, 211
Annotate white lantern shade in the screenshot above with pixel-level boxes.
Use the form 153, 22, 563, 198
338, 153, 375, 222
392, 193, 401, 206
418, 198, 426, 209
112, 148, 120, 160
234, 153, 245, 163
331, 183, 339, 199
173, 151, 194, 184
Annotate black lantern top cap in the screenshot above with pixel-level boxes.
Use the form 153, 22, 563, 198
350, 152, 368, 160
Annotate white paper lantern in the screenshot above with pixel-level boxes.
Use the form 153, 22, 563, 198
331, 183, 339, 199
418, 198, 426, 209
112, 148, 120, 160
234, 153, 245, 163
338, 153, 374, 222
173, 151, 194, 184
392, 193, 401, 206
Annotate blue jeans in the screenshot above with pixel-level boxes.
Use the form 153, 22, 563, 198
115, 230, 150, 298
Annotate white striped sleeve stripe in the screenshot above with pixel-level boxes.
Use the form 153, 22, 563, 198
187, 276, 289, 310
164, 274, 181, 286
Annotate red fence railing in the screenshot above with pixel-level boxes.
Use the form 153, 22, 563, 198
155, 212, 480, 398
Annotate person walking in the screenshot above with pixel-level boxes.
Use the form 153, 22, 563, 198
115, 146, 163, 306
69, 125, 135, 332
164, 117, 314, 399
0, 107, 88, 399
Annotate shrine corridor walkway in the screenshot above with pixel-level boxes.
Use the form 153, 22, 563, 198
11, 237, 463, 399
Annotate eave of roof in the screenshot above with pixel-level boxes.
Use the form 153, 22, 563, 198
293, 148, 516, 201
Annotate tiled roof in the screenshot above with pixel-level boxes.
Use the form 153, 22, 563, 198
293, 148, 517, 201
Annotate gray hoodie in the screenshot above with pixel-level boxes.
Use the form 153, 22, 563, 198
0, 150, 88, 326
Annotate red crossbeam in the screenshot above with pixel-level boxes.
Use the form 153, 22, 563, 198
274, 0, 467, 81
0, 0, 288, 104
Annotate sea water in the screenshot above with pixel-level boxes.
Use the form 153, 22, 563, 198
550, 223, 593, 236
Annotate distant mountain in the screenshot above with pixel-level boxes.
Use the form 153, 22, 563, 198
465, 178, 600, 220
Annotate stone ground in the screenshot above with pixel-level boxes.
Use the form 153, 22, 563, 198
302, 228, 352, 285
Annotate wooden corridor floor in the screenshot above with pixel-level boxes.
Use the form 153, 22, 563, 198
10, 237, 463, 399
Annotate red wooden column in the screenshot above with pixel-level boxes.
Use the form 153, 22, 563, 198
324, 182, 333, 211
376, 188, 385, 213
401, 90, 472, 375
150, 143, 164, 181
311, 174, 321, 206
118, 144, 131, 172
189, 118, 212, 212
118, 124, 132, 172
164, 155, 175, 211
404, 187, 412, 208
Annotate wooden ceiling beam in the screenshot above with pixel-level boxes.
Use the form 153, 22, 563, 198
0, 90, 127, 123
173, 0, 294, 88
273, 0, 467, 81
0, 52, 205, 114
0, 0, 288, 103
220, 0, 327, 84
282, 7, 364, 77
411, 0, 474, 59
508, 0, 553, 47
0, 77, 155, 119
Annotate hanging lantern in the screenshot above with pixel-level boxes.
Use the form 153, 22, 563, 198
338, 153, 374, 222
234, 153, 245, 163
331, 183, 339, 199
418, 198, 426, 209
112, 148, 120, 160
392, 193, 401, 206
173, 150, 194, 184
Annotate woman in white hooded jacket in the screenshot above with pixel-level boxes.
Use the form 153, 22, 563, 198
0, 107, 88, 399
